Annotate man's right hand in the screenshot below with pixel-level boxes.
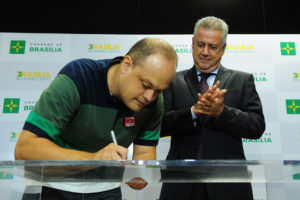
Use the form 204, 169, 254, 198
93, 143, 128, 160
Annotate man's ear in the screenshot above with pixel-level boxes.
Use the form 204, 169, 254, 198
222, 43, 227, 51
121, 55, 133, 74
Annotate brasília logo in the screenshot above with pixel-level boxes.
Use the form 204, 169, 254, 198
9, 40, 26, 54
3, 98, 20, 113
280, 42, 296, 55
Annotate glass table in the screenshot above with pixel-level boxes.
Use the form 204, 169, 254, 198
0, 160, 299, 200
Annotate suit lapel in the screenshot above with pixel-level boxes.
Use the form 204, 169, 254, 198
214, 65, 231, 89
184, 67, 200, 101
201, 65, 231, 125
183, 65, 231, 103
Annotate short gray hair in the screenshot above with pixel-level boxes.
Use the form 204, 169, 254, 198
193, 16, 228, 45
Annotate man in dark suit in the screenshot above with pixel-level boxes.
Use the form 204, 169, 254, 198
159, 16, 265, 200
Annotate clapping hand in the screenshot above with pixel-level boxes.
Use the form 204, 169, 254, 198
192, 81, 227, 117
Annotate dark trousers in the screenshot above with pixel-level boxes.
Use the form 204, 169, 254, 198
22, 186, 122, 200
160, 183, 254, 200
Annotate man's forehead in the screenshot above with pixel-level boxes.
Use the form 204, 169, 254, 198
194, 33, 222, 44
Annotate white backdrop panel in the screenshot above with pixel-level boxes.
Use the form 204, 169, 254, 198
0, 33, 299, 200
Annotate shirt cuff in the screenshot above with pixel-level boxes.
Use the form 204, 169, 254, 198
191, 107, 198, 120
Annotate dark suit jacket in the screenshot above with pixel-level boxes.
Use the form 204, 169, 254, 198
159, 65, 265, 200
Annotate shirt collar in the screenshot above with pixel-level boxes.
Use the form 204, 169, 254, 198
196, 64, 219, 76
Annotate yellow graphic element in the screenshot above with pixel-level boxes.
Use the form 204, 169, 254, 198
226, 44, 254, 50
293, 73, 300, 79
17, 71, 50, 78
288, 100, 300, 113
10, 132, 21, 139
282, 43, 295, 55
4, 99, 19, 113
88, 44, 120, 50
11, 41, 25, 54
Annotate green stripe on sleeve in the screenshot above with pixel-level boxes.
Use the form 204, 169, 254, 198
25, 111, 60, 139
25, 111, 74, 149
136, 129, 160, 140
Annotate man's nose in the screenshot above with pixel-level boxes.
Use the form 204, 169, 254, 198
202, 46, 209, 54
143, 89, 155, 102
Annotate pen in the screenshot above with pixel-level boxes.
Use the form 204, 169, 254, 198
110, 130, 118, 145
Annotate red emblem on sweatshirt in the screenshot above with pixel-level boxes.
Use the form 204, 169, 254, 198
124, 116, 135, 127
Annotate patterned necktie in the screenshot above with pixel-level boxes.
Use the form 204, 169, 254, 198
199, 73, 213, 94
197, 73, 213, 158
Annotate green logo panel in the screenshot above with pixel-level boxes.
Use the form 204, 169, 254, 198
286, 99, 300, 114
3, 98, 20, 113
293, 173, 300, 180
281, 42, 296, 55
9, 40, 26, 54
